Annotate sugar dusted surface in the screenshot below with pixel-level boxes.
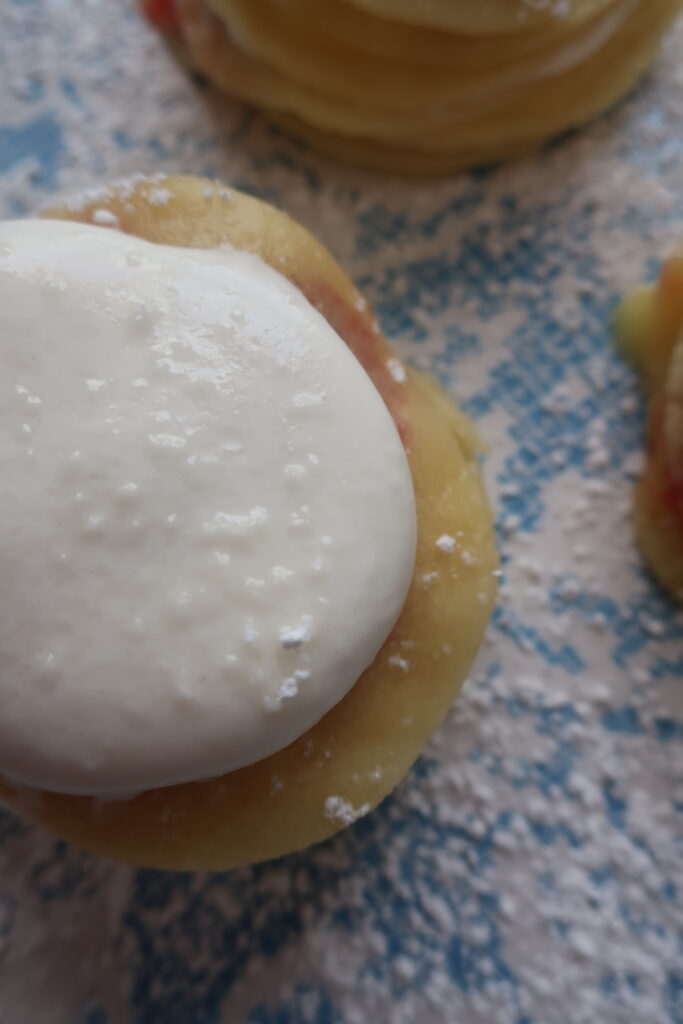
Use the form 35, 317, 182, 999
2, 3, 683, 1023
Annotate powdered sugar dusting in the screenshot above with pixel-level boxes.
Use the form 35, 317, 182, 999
147, 186, 171, 207
388, 654, 410, 672
324, 796, 371, 826
386, 357, 407, 383
91, 208, 119, 227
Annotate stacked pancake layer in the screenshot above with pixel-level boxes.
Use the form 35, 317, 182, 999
0, 176, 498, 869
145, 0, 682, 173
616, 250, 683, 600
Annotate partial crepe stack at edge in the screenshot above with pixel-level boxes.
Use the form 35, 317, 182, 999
145, 0, 683, 173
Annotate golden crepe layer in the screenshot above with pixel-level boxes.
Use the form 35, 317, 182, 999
343, 0, 618, 34
0, 176, 498, 869
616, 249, 683, 600
142, 0, 682, 174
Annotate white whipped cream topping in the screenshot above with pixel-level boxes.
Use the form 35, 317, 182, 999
0, 219, 416, 795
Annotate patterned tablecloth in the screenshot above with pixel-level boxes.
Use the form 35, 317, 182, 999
3, 3, 683, 1022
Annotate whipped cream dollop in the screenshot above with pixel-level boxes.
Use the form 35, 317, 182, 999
0, 219, 416, 795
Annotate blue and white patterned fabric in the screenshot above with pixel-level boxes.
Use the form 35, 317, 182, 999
2, 3, 683, 1022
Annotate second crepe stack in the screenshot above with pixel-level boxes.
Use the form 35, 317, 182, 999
147, 0, 683, 174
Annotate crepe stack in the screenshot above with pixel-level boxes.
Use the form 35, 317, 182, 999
0, 175, 497, 869
144, 0, 682, 173
616, 249, 683, 600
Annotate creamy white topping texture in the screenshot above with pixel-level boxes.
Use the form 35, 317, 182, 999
0, 219, 416, 795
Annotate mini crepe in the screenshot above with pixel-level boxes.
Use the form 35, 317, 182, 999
157, 0, 682, 173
